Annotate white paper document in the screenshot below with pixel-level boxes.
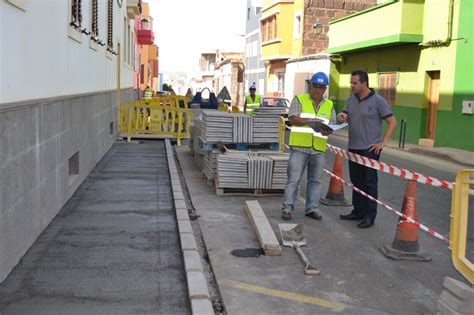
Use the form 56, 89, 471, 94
327, 122, 348, 131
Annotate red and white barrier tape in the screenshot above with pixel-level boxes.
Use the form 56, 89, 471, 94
323, 168, 450, 244
326, 144, 454, 190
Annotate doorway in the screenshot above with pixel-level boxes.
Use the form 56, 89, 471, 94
426, 71, 440, 139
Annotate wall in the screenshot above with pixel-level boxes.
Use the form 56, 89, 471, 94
446, 0, 474, 150
302, 0, 377, 55
329, 0, 473, 150
0, 0, 135, 104
284, 57, 330, 99
0, 0, 137, 282
245, 0, 265, 95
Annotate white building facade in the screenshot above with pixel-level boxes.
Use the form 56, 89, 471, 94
0, 0, 140, 282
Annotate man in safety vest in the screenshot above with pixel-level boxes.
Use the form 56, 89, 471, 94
143, 86, 153, 101
244, 83, 261, 116
281, 72, 337, 221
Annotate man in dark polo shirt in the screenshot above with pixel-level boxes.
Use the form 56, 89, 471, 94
337, 69, 397, 228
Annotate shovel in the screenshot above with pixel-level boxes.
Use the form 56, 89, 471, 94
279, 223, 320, 276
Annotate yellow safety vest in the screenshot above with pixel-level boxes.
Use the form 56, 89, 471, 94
143, 89, 152, 100
245, 95, 261, 116
289, 94, 333, 152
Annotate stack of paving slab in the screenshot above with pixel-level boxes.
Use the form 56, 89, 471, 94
201, 111, 233, 143
267, 154, 289, 189
233, 114, 253, 143
216, 152, 289, 190
216, 154, 249, 189
252, 107, 285, 143
248, 155, 274, 189
203, 150, 218, 180
200, 110, 281, 145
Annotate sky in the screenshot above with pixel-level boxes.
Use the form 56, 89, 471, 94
149, 0, 247, 74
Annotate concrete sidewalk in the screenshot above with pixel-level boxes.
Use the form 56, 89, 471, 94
176, 145, 464, 315
332, 129, 474, 168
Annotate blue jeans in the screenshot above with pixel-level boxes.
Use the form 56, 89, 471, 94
282, 149, 325, 214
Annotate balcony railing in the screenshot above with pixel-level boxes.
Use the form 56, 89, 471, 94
327, 0, 424, 54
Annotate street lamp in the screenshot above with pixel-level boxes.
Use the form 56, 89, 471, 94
313, 20, 323, 37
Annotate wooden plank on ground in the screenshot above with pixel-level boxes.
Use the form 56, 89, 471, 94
244, 200, 282, 256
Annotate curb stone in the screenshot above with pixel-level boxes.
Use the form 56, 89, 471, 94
165, 139, 213, 314
191, 298, 214, 315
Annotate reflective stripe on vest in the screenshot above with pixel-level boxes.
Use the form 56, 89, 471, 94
288, 94, 333, 152
144, 90, 152, 100
245, 95, 261, 116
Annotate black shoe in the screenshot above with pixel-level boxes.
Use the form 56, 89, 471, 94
357, 218, 374, 229
339, 213, 364, 221
305, 211, 322, 221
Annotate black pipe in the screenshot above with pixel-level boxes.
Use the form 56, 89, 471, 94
399, 118, 407, 149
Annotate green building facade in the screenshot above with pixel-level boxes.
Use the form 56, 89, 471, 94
327, 0, 473, 151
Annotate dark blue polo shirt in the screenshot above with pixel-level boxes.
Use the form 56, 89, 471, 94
343, 89, 393, 150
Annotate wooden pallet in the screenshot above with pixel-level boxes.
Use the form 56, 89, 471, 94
199, 137, 280, 152
202, 171, 215, 186
215, 187, 284, 196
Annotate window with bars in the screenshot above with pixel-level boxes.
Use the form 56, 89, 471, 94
90, 0, 99, 41
107, 0, 114, 51
70, 0, 82, 29
378, 72, 397, 105
260, 15, 277, 42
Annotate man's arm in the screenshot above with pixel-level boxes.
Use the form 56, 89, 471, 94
369, 115, 397, 154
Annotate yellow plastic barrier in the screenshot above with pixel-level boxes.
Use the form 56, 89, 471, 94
450, 169, 474, 285
118, 97, 192, 145
278, 116, 286, 152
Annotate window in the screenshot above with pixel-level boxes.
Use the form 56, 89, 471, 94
261, 15, 277, 42
294, 14, 301, 38
90, 0, 98, 41
70, 0, 82, 29
247, 7, 250, 20
140, 64, 144, 83
107, 0, 114, 51
378, 72, 397, 105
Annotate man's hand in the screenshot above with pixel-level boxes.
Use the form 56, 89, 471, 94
337, 112, 348, 123
368, 142, 384, 155
320, 129, 333, 136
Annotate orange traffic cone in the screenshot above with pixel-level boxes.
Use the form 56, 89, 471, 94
320, 155, 351, 206
380, 180, 431, 261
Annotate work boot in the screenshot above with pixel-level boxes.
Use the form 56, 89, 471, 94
305, 211, 322, 221
281, 212, 291, 221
